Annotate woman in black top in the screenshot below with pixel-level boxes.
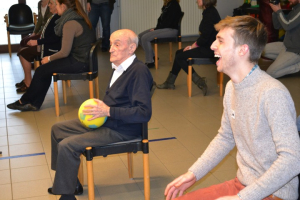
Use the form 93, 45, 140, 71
157, 0, 221, 96
138, 0, 182, 68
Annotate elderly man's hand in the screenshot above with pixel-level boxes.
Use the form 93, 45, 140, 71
82, 99, 110, 120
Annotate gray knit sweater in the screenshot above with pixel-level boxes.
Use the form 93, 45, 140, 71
189, 67, 300, 200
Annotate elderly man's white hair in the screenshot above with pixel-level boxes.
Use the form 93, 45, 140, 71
113, 29, 139, 47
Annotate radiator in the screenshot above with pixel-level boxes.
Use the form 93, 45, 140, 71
119, 0, 203, 37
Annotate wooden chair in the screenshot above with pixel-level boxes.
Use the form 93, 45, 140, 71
53, 39, 101, 116
187, 58, 224, 97
151, 12, 184, 69
4, 4, 36, 57
81, 82, 156, 200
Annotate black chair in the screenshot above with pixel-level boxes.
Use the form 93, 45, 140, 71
4, 4, 36, 57
151, 12, 184, 69
187, 58, 224, 97
53, 39, 101, 116
81, 82, 156, 200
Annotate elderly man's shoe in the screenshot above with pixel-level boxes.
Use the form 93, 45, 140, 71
48, 182, 83, 195
7, 100, 38, 111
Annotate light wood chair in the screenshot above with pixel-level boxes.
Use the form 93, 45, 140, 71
53, 39, 101, 116
80, 82, 156, 200
4, 4, 36, 57
187, 58, 224, 97
151, 12, 184, 69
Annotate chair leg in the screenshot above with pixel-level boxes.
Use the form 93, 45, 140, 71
86, 147, 95, 200
7, 31, 11, 58
67, 80, 71, 88
34, 59, 40, 70
62, 80, 67, 104
78, 155, 84, 185
169, 42, 172, 62
143, 153, 150, 200
127, 152, 133, 179
53, 74, 60, 116
178, 36, 182, 50
187, 65, 192, 97
95, 77, 99, 99
154, 39, 158, 70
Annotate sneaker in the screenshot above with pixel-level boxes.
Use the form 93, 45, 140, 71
7, 100, 38, 111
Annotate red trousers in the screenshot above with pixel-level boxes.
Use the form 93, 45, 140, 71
175, 177, 275, 200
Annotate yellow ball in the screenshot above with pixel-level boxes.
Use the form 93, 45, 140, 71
78, 99, 107, 129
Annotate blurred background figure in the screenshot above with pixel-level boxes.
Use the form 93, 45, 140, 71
86, 0, 116, 52
138, 0, 182, 68
15, 0, 61, 93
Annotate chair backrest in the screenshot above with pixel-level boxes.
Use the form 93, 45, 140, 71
8, 4, 34, 25
89, 39, 102, 72
177, 12, 184, 37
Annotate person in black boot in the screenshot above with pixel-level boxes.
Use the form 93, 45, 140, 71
157, 0, 220, 96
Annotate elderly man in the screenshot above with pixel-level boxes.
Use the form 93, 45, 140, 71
263, 0, 300, 78
165, 16, 300, 200
48, 29, 153, 200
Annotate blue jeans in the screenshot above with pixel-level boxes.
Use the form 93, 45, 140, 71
88, 2, 112, 49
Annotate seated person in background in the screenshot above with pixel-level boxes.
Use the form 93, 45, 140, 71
165, 15, 300, 200
15, 0, 61, 93
263, 0, 300, 78
47, 29, 153, 200
20, 0, 53, 47
157, 0, 220, 96
138, 0, 182, 68
7, 0, 96, 112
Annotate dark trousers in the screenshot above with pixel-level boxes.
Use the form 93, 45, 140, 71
20, 56, 88, 109
88, 2, 112, 49
171, 47, 214, 76
51, 119, 137, 194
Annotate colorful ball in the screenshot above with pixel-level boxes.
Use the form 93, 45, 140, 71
78, 99, 107, 129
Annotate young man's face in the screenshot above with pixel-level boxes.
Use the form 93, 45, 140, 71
109, 32, 133, 66
211, 27, 239, 75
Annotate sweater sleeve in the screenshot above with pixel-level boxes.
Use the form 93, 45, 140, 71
189, 83, 236, 180
272, 9, 300, 31
109, 66, 152, 124
50, 21, 83, 61
238, 87, 300, 200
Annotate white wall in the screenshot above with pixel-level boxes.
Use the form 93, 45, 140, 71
110, 0, 245, 37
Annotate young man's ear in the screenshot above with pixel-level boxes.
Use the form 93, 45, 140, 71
238, 44, 249, 56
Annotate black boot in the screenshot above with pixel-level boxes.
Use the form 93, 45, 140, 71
192, 72, 207, 96
157, 72, 177, 89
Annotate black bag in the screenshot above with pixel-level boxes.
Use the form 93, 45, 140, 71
233, 3, 251, 16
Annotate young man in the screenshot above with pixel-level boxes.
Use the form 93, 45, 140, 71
165, 16, 300, 200
263, 0, 300, 78
48, 29, 153, 200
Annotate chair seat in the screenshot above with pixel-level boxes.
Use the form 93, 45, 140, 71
7, 23, 35, 33
55, 71, 98, 81
150, 37, 179, 43
187, 57, 223, 97
84, 138, 142, 158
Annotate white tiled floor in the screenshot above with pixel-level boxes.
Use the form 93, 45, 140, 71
0, 42, 300, 200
